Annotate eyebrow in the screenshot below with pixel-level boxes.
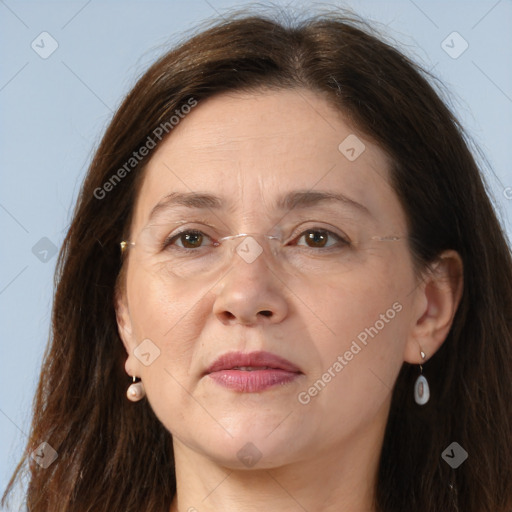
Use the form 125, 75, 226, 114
148, 190, 370, 220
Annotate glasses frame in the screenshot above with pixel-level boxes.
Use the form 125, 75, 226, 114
120, 232, 404, 254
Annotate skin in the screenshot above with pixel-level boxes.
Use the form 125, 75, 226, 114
116, 88, 463, 512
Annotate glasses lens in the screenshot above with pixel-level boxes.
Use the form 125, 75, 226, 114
125, 227, 403, 281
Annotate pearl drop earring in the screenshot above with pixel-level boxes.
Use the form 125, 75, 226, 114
126, 376, 145, 402
414, 349, 430, 405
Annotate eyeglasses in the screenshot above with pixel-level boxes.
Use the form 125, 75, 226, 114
120, 227, 406, 281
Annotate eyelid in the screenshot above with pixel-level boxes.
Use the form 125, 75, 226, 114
164, 228, 218, 249
161, 216, 348, 233
286, 222, 351, 244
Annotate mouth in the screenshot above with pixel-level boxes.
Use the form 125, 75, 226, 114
230, 366, 274, 371
204, 351, 303, 393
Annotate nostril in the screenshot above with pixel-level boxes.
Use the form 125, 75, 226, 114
259, 310, 272, 317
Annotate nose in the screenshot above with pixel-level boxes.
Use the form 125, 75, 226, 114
211, 250, 289, 326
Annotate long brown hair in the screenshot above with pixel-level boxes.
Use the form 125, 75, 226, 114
3, 10, 512, 512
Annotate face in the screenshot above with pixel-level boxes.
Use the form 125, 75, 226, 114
117, 88, 421, 469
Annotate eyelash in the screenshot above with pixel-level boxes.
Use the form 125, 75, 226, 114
162, 228, 351, 251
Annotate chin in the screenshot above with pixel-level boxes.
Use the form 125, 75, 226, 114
201, 422, 308, 469
207, 442, 300, 471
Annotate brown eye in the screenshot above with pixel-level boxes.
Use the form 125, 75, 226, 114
164, 230, 210, 250
305, 230, 328, 247
181, 232, 203, 248
292, 229, 349, 250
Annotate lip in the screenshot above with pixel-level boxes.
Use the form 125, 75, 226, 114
205, 351, 302, 393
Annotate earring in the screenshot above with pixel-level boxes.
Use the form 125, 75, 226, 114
126, 376, 145, 402
414, 348, 430, 405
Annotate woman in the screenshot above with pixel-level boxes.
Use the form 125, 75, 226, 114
3, 10, 512, 512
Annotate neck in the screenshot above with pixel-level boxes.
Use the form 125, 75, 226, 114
169, 413, 385, 512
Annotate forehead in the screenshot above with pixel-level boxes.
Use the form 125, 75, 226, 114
131, 88, 405, 232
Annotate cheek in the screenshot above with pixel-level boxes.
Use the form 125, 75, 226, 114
127, 264, 207, 340
297, 283, 406, 378
293, 257, 411, 399
126, 267, 211, 392
295, 253, 408, 340
125, 269, 216, 434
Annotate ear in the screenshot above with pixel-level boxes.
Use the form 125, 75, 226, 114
115, 291, 133, 351
404, 250, 464, 363
115, 288, 142, 377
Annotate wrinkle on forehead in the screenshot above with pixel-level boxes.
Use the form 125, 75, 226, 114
131, 88, 406, 238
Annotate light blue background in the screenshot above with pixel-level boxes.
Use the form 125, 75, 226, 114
1, 0, 511, 503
